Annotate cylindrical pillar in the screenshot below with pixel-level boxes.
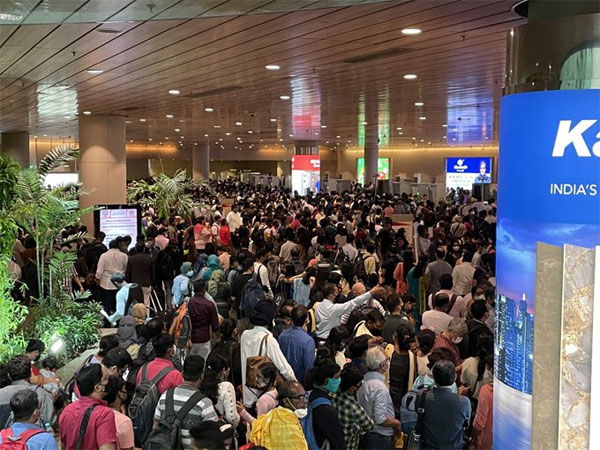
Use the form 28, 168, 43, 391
363, 122, 379, 187
1, 132, 30, 167
496, 4, 600, 450
79, 115, 126, 230
193, 142, 210, 180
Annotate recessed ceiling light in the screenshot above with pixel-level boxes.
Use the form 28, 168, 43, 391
87, 69, 103, 74
64, 116, 70, 119
442, 124, 448, 127
33, 135, 38, 139
414, 102, 424, 106
180, 136, 184, 139
235, 122, 242, 126
265, 64, 280, 70
279, 139, 283, 142
204, 107, 213, 112
279, 95, 290, 100
289, 134, 294, 137
139, 118, 147, 122
362, 121, 368, 125
82, 111, 91, 115
321, 125, 327, 129
194, 142, 198, 145
420, 139, 425, 142
442, 135, 447, 138
219, 138, 223, 141
166, 114, 174, 118
43, 134, 47, 137
148, 138, 152, 141
396, 127, 402, 130
174, 128, 180, 132
165, 137, 169, 139
419, 116, 426, 120
204, 134, 209, 137
125, 120, 132, 124
168, 89, 180, 95
214, 125, 221, 128
398, 132, 403, 135
403, 74, 418, 80
315, 132, 319, 136
412, 137, 416, 140
178, 119, 185, 123
270, 118, 277, 122
336, 135, 341, 138
129, 139, 133, 143
401, 28, 422, 35
452, 138, 457, 141
277, 128, 282, 132
225, 132, 231, 136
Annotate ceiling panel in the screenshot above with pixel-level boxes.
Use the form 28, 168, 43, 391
0, 0, 525, 151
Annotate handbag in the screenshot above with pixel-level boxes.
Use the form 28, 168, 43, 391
404, 389, 428, 450
245, 334, 273, 389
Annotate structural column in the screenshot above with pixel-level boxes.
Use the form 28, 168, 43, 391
363, 122, 379, 187
1, 132, 30, 167
193, 141, 210, 180
79, 115, 126, 230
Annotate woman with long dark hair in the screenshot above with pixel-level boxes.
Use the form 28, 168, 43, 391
460, 334, 494, 401
201, 352, 240, 427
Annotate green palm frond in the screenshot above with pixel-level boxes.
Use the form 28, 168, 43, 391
38, 145, 79, 177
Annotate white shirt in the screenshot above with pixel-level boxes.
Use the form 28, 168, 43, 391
241, 326, 296, 406
451, 262, 476, 296
421, 310, 453, 334
226, 211, 243, 232
216, 381, 240, 427
253, 262, 273, 298
95, 248, 128, 290
428, 289, 467, 318
314, 292, 373, 339
341, 243, 358, 262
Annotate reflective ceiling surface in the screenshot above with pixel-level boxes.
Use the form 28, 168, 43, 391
0, 0, 525, 151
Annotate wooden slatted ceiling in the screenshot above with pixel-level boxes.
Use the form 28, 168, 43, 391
0, 0, 524, 150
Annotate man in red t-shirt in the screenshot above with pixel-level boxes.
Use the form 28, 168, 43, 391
60, 364, 117, 450
135, 334, 183, 396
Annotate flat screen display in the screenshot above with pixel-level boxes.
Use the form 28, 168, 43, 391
357, 157, 390, 185
445, 157, 492, 190
94, 205, 141, 250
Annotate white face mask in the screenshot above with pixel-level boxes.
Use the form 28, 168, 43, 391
452, 336, 463, 344
293, 408, 308, 419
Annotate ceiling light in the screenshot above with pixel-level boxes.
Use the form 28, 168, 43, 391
174, 128, 180, 132
139, 118, 146, 122
64, 116, 70, 119
194, 142, 198, 145
248, 130, 253, 134
419, 116, 426, 120
180, 136, 184, 139
279, 95, 290, 100
396, 127, 402, 130
420, 139, 425, 142
204, 134, 209, 137
336, 135, 341, 138
235, 122, 242, 126
321, 125, 327, 129
166, 114, 174, 118
214, 125, 221, 128
165, 137, 169, 139
82, 111, 91, 115
0, 13, 23, 21
403, 74, 417, 80
178, 119, 185, 123
129, 139, 133, 143
398, 132, 403, 135
401, 28, 422, 35
125, 120, 132, 124
414, 102, 424, 106
277, 128, 282, 132
148, 138, 152, 141
225, 132, 231, 136
204, 107, 213, 112
315, 132, 319, 136
87, 69, 103, 74
270, 118, 277, 122
289, 134, 293, 137
442, 135, 447, 138
442, 124, 448, 127
362, 121, 368, 125
168, 89, 180, 95
279, 139, 283, 142
412, 137, 416, 140
265, 64, 280, 70
33, 136, 38, 139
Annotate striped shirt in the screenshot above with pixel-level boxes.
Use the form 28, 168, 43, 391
154, 384, 219, 449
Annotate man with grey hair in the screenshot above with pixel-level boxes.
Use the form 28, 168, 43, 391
421, 360, 471, 449
356, 346, 400, 449
433, 318, 468, 367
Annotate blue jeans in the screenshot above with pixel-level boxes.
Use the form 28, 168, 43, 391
360, 432, 394, 450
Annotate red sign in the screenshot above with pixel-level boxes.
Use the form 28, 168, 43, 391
291, 155, 320, 171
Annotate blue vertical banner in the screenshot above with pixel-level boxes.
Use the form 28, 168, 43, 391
496, 89, 600, 449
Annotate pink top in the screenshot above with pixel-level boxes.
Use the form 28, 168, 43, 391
473, 383, 493, 450
114, 409, 135, 450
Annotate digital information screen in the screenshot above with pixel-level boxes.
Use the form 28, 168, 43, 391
94, 205, 141, 250
357, 157, 390, 185
445, 157, 492, 191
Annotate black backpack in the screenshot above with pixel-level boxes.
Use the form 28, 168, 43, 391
353, 253, 368, 282
129, 364, 176, 447
346, 298, 378, 335
143, 388, 205, 450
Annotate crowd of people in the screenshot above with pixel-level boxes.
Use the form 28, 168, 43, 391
2, 179, 497, 449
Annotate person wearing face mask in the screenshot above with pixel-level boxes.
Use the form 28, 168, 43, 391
433, 318, 468, 368
104, 376, 134, 450
59, 363, 118, 450
314, 283, 385, 341
248, 381, 308, 450
357, 346, 401, 450
172, 262, 195, 308
0, 390, 58, 449
305, 358, 345, 450
466, 300, 494, 358
332, 367, 374, 450
106, 272, 137, 326
354, 310, 385, 339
